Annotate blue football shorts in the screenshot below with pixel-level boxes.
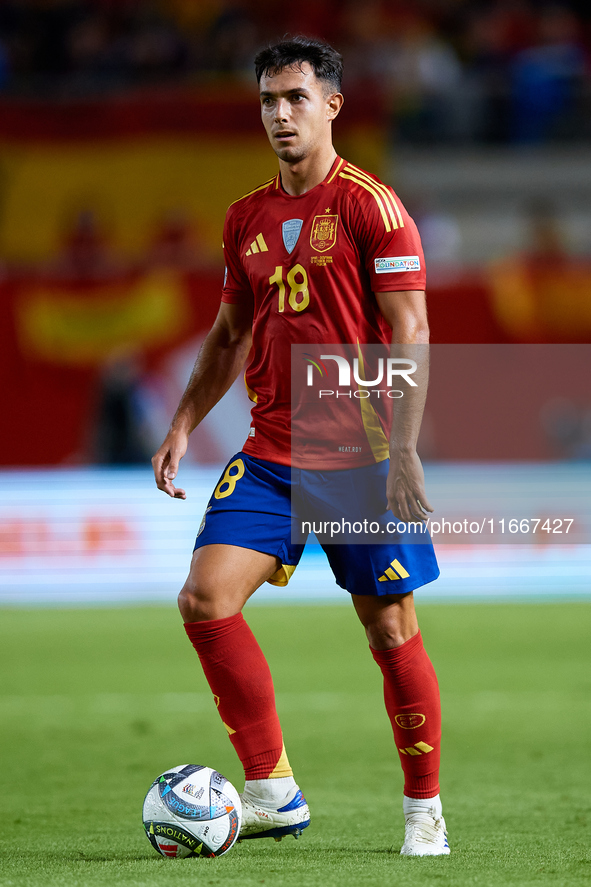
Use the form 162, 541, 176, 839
193, 452, 440, 597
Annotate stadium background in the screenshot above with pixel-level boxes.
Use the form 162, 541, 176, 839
0, 0, 589, 604
1, 4, 590, 885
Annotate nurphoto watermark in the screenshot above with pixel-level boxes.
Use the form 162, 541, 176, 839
287, 344, 590, 546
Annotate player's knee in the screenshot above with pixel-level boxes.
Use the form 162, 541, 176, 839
365, 618, 412, 650
355, 594, 419, 650
178, 580, 218, 622
178, 571, 247, 623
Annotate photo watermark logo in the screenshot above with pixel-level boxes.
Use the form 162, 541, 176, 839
303, 353, 417, 399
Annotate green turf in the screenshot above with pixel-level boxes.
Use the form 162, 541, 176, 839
1, 601, 590, 887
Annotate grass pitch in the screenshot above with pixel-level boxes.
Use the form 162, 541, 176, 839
1, 601, 590, 887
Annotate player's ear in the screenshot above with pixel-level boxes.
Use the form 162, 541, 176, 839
326, 92, 343, 122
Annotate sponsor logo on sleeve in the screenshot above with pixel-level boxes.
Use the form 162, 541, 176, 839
374, 255, 420, 274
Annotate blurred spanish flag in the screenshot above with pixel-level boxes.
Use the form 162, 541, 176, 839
0, 86, 387, 465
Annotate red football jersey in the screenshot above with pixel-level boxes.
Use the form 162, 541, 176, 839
221, 156, 426, 468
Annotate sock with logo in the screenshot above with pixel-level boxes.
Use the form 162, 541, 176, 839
184, 613, 293, 781
371, 631, 441, 799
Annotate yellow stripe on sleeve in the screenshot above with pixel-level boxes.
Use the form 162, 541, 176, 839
388, 190, 404, 228
345, 164, 402, 229
228, 177, 276, 208
326, 157, 345, 184
339, 170, 392, 232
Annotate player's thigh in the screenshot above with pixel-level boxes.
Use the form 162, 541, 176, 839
179, 543, 281, 622
187, 453, 304, 616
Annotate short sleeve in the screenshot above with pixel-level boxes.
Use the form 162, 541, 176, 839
354, 188, 426, 293
221, 207, 253, 304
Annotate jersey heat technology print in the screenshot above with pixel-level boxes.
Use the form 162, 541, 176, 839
221, 156, 426, 469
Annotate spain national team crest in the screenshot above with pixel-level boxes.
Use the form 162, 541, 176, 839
310, 214, 338, 252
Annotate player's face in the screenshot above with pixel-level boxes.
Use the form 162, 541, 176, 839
259, 63, 339, 164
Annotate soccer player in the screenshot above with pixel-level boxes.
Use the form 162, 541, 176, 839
152, 36, 449, 857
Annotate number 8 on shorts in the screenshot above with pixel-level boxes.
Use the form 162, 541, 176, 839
214, 459, 245, 500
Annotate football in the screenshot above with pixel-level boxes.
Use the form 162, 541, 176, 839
142, 764, 242, 858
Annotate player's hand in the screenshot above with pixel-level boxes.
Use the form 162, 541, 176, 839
387, 449, 434, 523
152, 428, 189, 499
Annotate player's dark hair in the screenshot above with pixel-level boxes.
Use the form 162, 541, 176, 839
254, 36, 343, 94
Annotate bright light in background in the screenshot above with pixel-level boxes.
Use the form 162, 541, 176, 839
1, 465, 589, 606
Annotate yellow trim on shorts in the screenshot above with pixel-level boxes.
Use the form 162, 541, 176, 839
267, 563, 297, 586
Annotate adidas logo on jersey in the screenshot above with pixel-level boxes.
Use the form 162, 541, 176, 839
377, 558, 409, 582
246, 234, 268, 256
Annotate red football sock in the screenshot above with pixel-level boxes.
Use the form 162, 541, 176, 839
371, 631, 441, 799
184, 614, 292, 781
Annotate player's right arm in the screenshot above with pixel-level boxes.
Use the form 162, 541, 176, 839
151, 298, 253, 499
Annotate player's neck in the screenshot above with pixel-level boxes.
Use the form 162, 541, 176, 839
279, 147, 338, 196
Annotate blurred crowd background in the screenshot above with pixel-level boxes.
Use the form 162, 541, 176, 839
0, 0, 590, 471
0, 0, 590, 147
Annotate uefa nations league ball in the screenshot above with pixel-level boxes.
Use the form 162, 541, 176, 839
142, 764, 242, 858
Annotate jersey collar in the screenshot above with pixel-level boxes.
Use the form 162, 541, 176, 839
276, 156, 344, 199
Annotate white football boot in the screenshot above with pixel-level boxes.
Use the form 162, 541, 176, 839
238, 783, 310, 842
400, 794, 450, 856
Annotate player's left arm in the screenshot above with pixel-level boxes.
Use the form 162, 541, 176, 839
375, 289, 434, 523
